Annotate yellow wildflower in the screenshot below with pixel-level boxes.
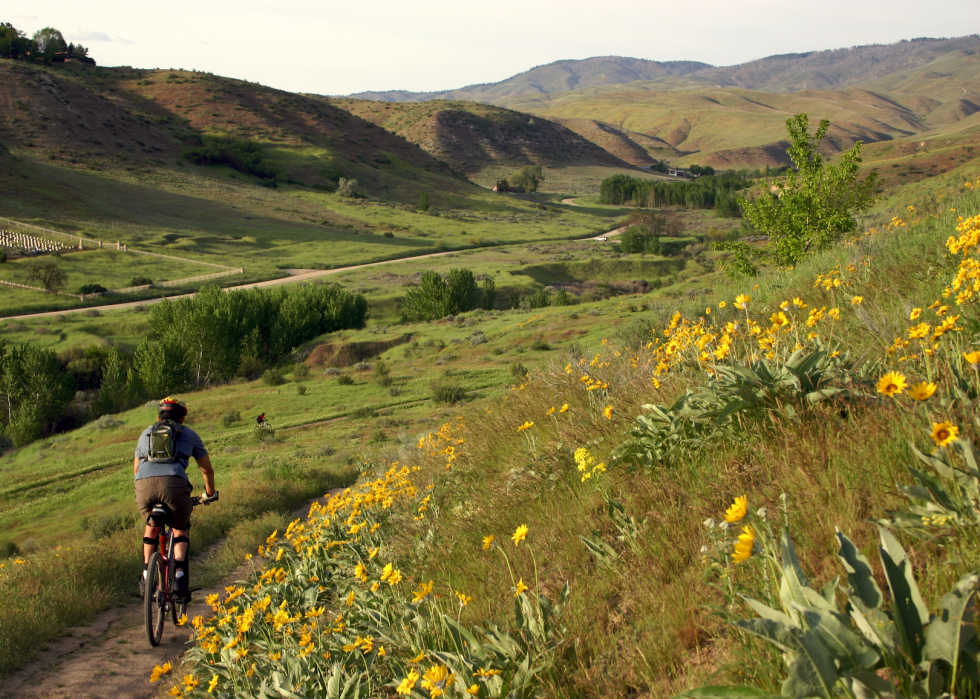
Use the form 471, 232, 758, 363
511, 524, 528, 546
397, 670, 420, 696
455, 591, 474, 606
910, 308, 922, 320
207, 675, 219, 693
603, 405, 614, 419
546, 407, 556, 415
514, 578, 529, 596
482, 535, 495, 550
732, 526, 756, 563
559, 403, 570, 413
150, 662, 173, 683
422, 665, 455, 698
516, 421, 534, 433
735, 294, 751, 310
183, 675, 200, 691
724, 496, 747, 523
877, 372, 907, 397
907, 382, 937, 401
932, 421, 959, 448
964, 351, 980, 369
412, 580, 434, 603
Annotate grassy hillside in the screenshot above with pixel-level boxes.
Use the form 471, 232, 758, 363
328, 98, 635, 175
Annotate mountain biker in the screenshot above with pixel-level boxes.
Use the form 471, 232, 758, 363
134, 397, 216, 602
256, 412, 266, 426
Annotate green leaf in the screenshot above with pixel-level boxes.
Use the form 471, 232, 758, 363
798, 606, 879, 673
742, 596, 794, 626
782, 530, 809, 588
923, 572, 980, 686
674, 686, 784, 699
841, 671, 903, 699
734, 618, 797, 654
782, 629, 839, 699
878, 526, 929, 664
836, 531, 883, 609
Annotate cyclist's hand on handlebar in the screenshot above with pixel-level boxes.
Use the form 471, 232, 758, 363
201, 490, 220, 504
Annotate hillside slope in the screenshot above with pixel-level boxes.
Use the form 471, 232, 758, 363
349, 35, 980, 103
329, 98, 635, 174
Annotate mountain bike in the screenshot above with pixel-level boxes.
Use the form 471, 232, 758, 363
144, 492, 219, 646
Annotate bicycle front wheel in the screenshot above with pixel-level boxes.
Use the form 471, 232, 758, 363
144, 552, 166, 646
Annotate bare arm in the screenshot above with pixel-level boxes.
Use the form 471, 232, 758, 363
197, 454, 216, 497
133, 455, 139, 476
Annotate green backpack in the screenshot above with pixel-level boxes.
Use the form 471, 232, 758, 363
146, 420, 183, 463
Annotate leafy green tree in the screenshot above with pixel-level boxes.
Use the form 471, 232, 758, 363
90, 348, 127, 417
619, 225, 660, 254
740, 113, 877, 265
25, 260, 68, 293
337, 178, 358, 198
494, 179, 510, 193
0, 341, 75, 446
0, 23, 29, 59
132, 337, 189, 398
511, 165, 544, 194
401, 271, 449, 322
32, 27, 66, 63
417, 192, 430, 212
480, 276, 497, 311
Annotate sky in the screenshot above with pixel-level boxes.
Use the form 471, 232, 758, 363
9, 1, 980, 95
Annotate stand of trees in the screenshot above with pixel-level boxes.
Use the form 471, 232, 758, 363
599, 171, 750, 217
0, 283, 366, 449
0, 23, 94, 64
182, 136, 278, 179
401, 269, 496, 322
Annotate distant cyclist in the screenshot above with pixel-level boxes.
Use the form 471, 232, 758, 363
134, 397, 217, 602
256, 412, 267, 426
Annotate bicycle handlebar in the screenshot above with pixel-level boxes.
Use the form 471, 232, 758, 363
191, 491, 220, 506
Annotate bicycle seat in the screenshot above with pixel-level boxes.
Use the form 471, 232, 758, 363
146, 503, 171, 527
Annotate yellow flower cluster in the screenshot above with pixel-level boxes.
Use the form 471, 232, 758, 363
573, 447, 607, 482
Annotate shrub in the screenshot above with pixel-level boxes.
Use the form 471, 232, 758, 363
323, 367, 341, 376
373, 360, 390, 378
77, 283, 107, 295
377, 375, 394, 388
221, 410, 241, 428
91, 414, 123, 430
354, 362, 371, 371
318, 445, 336, 457
253, 424, 276, 443
296, 384, 307, 396
510, 362, 529, 381
129, 276, 153, 287
387, 386, 402, 397
337, 374, 355, 386
431, 382, 465, 404
350, 406, 376, 419
369, 429, 387, 443
261, 369, 286, 386
530, 339, 551, 351
292, 363, 310, 378
0, 541, 19, 559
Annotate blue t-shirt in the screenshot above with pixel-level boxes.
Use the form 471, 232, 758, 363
134, 423, 208, 481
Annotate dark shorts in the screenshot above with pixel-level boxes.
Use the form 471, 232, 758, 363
135, 476, 193, 530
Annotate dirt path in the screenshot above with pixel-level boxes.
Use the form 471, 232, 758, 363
560, 197, 580, 206
5, 221, 625, 321
0, 495, 337, 698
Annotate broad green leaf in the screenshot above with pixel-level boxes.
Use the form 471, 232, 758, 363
782, 629, 839, 699
798, 606, 879, 672
878, 526, 928, 664
923, 572, 980, 685
734, 618, 797, 653
842, 671, 903, 699
742, 596, 794, 626
836, 531, 883, 609
782, 530, 809, 588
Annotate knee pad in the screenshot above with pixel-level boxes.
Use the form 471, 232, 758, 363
172, 536, 189, 545
142, 537, 158, 546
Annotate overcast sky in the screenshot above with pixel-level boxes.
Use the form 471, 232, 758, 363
10, 1, 979, 95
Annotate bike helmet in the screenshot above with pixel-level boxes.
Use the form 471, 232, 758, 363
158, 396, 187, 420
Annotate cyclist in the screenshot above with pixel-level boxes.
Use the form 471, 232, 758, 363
134, 397, 216, 602
256, 412, 267, 426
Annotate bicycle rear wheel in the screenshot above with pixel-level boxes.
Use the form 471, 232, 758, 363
144, 552, 166, 646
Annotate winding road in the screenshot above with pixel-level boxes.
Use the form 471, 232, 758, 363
4, 216, 624, 320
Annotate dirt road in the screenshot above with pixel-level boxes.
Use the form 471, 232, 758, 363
5, 222, 626, 321
0, 495, 336, 698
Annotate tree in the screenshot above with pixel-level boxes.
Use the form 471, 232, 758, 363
0, 341, 75, 446
511, 165, 544, 194
494, 179, 510, 193
401, 271, 449, 322
445, 268, 479, 314
480, 276, 497, 311
619, 225, 660, 254
0, 23, 28, 59
337, 177, 358, 197
417, 192, 430, 212
740, 113, 877, 266
25, 260, 68, 293
32, 27, 66, 63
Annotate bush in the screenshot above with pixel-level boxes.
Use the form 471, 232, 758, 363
431, 383, 466, 404
262, 369, 286, 386
350, 406, 376, 419
337, 374, 355, 386
253, 424, 276, 443
318, 445, 336, 457
369, 429, 387, 444
510, 362, 529, 381
292, 363, 310, 378
296, 384, 307, 396
77, 283, 107, 295
354, 362, 371, 371
91, 414, 123, 430
0, 541, 19, 559
130, 276, 153, 287
377, 375, 394, 388
530, 339, 551, 351
221, 410, 242, 428
387, 386, 402, 397
323, 367, 341, 375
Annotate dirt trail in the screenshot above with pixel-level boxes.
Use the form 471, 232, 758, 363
6, 221, 625, 321
560, 197, 580, 206
0, 494, 337, 698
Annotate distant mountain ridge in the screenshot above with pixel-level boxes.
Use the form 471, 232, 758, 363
349, 35, 980, 103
